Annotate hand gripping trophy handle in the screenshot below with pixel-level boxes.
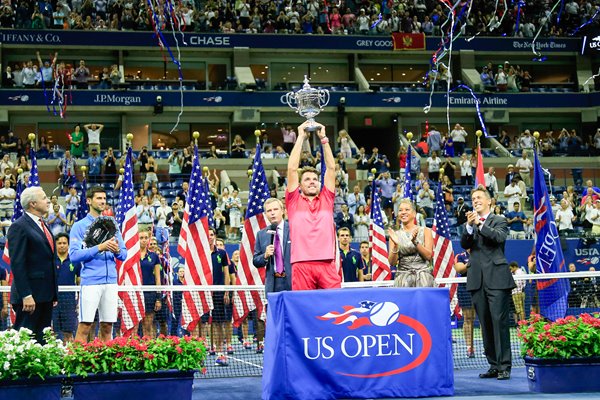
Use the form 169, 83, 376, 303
285, 75, 330, 133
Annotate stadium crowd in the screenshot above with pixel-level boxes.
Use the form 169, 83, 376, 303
0, 123, 599, 245
0, 0, 597, 37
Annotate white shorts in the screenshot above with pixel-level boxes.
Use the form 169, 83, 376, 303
79, 284, 119, 323
230, 210, 241, 228
145, 172, 158, 183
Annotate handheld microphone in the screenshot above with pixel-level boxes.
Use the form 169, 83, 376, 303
267, 223, 278, 246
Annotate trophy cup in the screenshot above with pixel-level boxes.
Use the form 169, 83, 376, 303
285, 75, 330, 132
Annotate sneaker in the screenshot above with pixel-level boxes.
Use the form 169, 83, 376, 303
243, 341, 252, 350
256, 344, 264, 354
226, 345, 234, 355
467, 347, 475, 358
215, 354, 229, 366
209, 346, 216, 356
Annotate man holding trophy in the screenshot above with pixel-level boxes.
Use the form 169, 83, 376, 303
286, 118, 338, 290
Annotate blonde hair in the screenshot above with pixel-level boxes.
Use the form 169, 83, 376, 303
398, 198, 416, 212
263, 197, 284, 210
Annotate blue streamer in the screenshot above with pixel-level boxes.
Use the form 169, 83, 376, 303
514, 0, 525, 35
449, 84, 491, 138
147, 0, 184, 82
556, 0, 565, 24
571, 8, 600, 36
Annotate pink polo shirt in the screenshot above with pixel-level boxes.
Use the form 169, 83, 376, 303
286, 186, 336, 264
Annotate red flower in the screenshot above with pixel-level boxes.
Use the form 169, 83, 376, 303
176, 346, 183, 354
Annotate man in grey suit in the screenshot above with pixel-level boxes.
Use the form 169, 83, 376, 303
253, 198, 292, 293
461, 187, 516, 381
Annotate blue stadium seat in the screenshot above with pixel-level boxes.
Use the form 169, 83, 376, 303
113, 150, 122, 159
425, 218, 434, 228
134, 182, 143, 191
157, 150, 170, 159
157, 182, 172, 189
52, 149, 65, 159
103, 183, 115, 190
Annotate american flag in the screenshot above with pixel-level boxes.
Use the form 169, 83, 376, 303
369, 182, 391, 281
76, 177, 88, 221
29, 147, 40, 187
203, 177, 215, 228
232, 144, 270, 326
432, 181, 461, 316
114, 146, 145, 335
178, 145, 213, 332
403, 146, 412, 200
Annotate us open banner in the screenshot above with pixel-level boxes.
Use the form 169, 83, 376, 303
263, 288, 453, 399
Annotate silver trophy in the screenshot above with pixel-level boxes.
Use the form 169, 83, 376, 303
285, 75, 330, 132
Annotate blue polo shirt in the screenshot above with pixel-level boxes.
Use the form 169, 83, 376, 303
212, 248, 229, 285
505, 211, 526, 232
140, 251, 161, 286
340, 247, 364, 283
56, 255, 81, 286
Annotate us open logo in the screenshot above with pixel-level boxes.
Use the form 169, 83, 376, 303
301, 301, 432, 378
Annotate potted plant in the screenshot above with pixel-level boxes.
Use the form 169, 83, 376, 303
517, 313, 600, 393
0, 328, 66, 400
64, 335, 206, 400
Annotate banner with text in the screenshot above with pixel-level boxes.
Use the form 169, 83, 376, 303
263, 288, 453, 399
0, 30, 580, 53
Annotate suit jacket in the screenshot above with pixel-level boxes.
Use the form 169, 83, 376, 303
9, 213, 58, 304
253, 221, 292, 293
460, 213, 516, 292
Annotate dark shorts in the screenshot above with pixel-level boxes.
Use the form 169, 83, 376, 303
143, 291, 158, 314
52, 292, 78, 333
211, 292, 232, 323
381, 197, 393, 210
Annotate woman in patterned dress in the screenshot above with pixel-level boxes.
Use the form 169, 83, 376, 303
387, 198, 434, 287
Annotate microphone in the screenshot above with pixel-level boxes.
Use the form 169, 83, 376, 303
267, 223, 278, 246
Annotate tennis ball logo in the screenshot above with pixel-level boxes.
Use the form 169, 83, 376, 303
369, 302, 400, 327
591, 257, 599, 265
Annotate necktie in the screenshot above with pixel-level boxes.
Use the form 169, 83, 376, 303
39, 218, 54, 252
274, 229, 284, 274
480, 217, 486, 224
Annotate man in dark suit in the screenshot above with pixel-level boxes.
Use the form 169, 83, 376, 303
9, 186, 57, 343
461, 187, 515, 381
253, 198, 292, 294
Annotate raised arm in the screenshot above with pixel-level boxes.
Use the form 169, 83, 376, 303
286, 122, 309, 193
315, 122, 336, 192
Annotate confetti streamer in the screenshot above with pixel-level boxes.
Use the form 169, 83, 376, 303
531, 0, 563, 58
147, 0, 185, 133
571, 7, 600, 36
449, 84, 490, 138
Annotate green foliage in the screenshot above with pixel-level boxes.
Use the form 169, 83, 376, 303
0, 328, 66, 380
64, 335, 207, 377
517, 313, 600, 359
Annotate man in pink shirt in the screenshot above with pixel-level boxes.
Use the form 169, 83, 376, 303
286, 120, 339, 290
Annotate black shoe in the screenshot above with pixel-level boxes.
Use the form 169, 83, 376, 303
497, 370, 511, 380
479, 369, 499, 378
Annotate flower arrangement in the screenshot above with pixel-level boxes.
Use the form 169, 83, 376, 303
0, 328, 66, 381
64, 335, 207, 377
517, 313, 600, 359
